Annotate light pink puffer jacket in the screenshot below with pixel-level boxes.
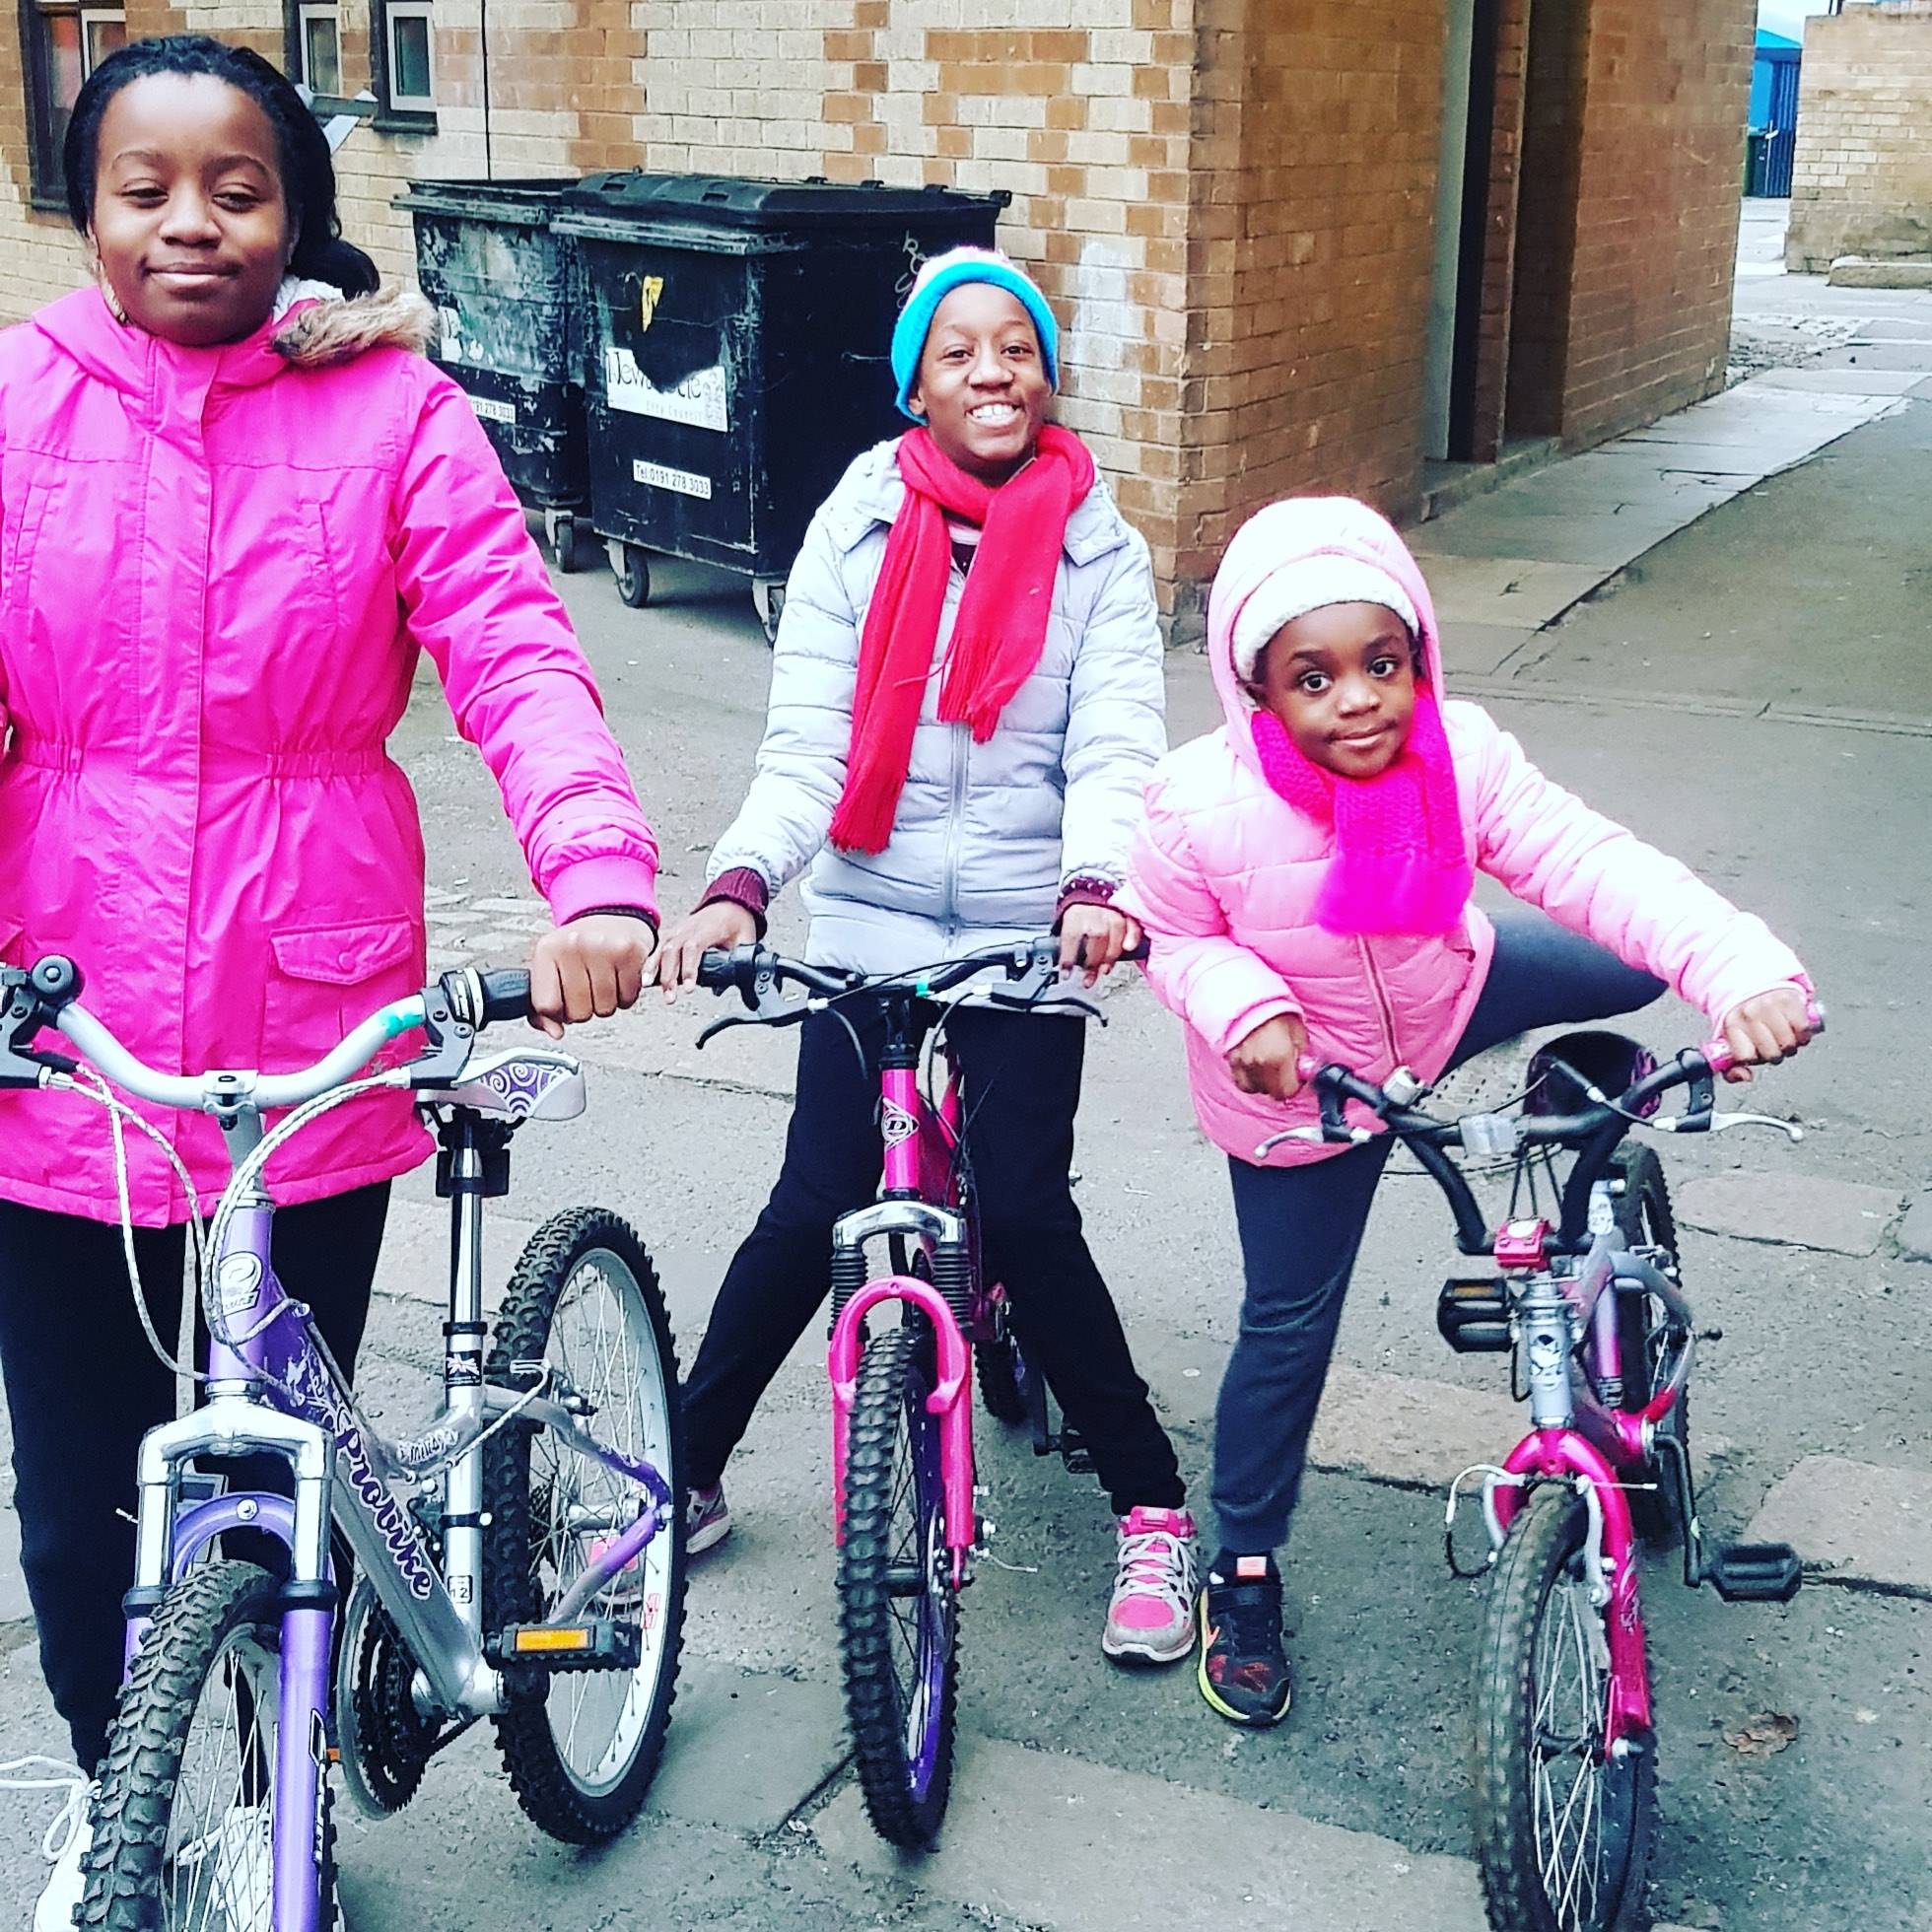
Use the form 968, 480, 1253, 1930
1122, 498, 1807, 1167
0, 286, 658, 1223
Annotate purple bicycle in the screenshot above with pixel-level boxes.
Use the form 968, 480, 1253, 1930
0, 954, 685, 1930
1270, 1012, 1819, 1932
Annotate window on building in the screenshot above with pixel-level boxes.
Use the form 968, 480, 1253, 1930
296, 2, 343, 98
20, 0, 126, 206
374, 0, 435, 120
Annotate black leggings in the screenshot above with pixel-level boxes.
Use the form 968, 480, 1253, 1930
682, 1003, 1184, 1518
0, 1186, 387, 1771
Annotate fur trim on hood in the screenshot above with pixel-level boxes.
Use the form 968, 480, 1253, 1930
271, 285, 438, 369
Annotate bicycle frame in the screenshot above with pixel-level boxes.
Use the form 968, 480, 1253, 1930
1483, 1216, 1695, 1749
827, 1031, 983, 1586
115, 1098, 671, 1932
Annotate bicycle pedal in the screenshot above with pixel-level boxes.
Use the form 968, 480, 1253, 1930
487, 1619, 642, 1673
1704, 1542, 1802, 1605
1057, 1429, 1096, 1476
1436, 1276, 1511, 1354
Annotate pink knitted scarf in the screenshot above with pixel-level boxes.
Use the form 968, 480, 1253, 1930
1250, 686, 1474, 936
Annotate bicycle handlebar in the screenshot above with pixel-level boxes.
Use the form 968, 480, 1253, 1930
0, 956, 539, 1114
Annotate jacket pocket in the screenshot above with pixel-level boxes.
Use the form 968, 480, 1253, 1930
270, 919, 416, 988
263, 917, 420, 1071
2, 480, 57, 623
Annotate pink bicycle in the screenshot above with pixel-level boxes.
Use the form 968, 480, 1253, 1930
695, 935, 1112, 1848
1268, 1014, 1819, 1932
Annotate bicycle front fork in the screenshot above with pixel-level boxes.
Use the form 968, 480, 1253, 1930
827, 1215, 979, 1583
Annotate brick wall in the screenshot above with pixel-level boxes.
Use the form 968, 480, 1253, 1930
1553, 0, 1752, 447
1171, 0, 1449, 630
1787, 1, 1932, 272
0, 0, 1759, 630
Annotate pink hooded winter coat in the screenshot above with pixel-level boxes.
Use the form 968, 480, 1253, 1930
1122, 498, 1807, 1167
0, 285, 658, 1223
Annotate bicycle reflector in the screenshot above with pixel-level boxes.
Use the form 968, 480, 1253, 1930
1524, 1030, 1660, 1119
491, 1621, 642, 1672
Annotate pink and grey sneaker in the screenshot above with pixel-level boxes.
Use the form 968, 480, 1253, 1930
1102, 1506, 1199, 1664
686, 1483, 731, 1557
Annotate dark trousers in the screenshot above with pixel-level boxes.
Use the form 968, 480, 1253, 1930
683, 1003, 1184, 1518
0, 1185, 388, 1771
1211, 913, 1666, 1555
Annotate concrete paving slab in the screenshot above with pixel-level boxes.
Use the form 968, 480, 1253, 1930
1677, 1173, 1900, 1257
371, 1197, 541, 1309
1898, 1195, 1932, 1264
1413, 554, 1606, 630
0, 1502, 26, 1624
1158, 1358, 1727, 1490
1753, 368, 1927, 397
1434, 620, 1539, 678
812, 1732, 1488, 1930
1747, 1455, 1932, 1596
645, 1658, 849, 1834
1414, 507, 1690, 571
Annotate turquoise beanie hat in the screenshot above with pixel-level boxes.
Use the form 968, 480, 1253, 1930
891, 246, 1060, 422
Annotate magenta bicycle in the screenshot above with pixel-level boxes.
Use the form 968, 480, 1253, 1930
695, 934, 1110, 1848
1266, 1012, 1820, 1932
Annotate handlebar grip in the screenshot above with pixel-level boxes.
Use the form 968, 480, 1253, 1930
695, 948, 741, 991
1701, 998, 1825, 1074
475, 969, 533, 1024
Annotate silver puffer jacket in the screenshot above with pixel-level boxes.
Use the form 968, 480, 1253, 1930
707, 440, 1166, 973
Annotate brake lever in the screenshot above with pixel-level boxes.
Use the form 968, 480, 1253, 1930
696, 1006, 807, 1050
987, 985, 1106, 1024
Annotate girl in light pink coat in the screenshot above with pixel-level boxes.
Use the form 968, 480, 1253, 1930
1122, 497, 1816, 1729
0, 38, 656, 1871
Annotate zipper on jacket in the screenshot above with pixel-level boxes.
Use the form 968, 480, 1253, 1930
1359, 937, 1400, 1068
940, 722, 968, 940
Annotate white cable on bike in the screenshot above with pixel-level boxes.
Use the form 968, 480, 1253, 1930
199, 1071, 406, 1350
0, 1756, 91, 1860
55, 1069, 212, 1383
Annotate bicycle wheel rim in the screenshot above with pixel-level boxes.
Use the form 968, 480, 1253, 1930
1529, 1557, 1637, 1926
162, 1626, 279, 1928
527, 1245, 676, 1797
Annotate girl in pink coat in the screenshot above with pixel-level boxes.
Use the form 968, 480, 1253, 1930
1123, 497, 1816, 1729
0, 35, 657, 1880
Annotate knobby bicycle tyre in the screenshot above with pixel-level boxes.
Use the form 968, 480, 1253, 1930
1609, 1145, 1688, 1550
975, 1329, 1028, 1425
80, 1558, 336, 1930
838, 1320, 960, 1849
1474, 1484, 1655, 1932
483, 1206, 685, 1844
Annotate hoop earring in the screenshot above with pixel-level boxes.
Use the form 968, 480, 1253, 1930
91, 247, 129, 325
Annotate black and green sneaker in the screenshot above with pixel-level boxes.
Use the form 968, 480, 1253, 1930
1196, 1556, 1291, 1727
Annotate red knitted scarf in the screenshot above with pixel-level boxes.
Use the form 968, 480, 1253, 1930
828, 425, 1096, 855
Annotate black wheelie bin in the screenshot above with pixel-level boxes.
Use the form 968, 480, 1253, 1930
398, 177, 590, 570
554, 173, 1008, 640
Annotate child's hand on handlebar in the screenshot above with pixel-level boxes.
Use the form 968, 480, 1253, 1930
648, 901, 758, 1001
1058, 905, 1140, 988
1717, 985, 1817, 1084
1227, 1012, 1310, 1103
530, 914, 656, 1040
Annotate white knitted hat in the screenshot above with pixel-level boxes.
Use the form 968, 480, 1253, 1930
1231, 556, 1419, 683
